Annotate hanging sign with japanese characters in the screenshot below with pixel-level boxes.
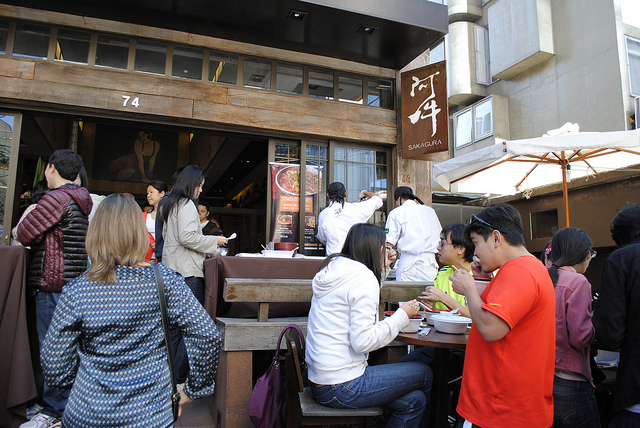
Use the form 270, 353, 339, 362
400, 61, 449, 159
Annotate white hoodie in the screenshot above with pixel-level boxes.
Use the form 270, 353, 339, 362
305, 256, 410, 385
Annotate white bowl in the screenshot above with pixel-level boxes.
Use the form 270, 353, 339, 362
261, 249, 296, 258
431, 314, 471, 334
400, 317, 422, 333
422, 309, 451, 325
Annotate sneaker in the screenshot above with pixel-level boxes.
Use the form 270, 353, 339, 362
19, 412, 61, 428
26, 403, 43, 420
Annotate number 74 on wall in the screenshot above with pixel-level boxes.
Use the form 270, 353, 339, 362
122, 95, 140, 108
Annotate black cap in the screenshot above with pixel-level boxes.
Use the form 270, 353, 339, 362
394, 186, 424, 205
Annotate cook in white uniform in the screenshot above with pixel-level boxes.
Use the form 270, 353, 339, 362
385, 186, 442, 281
317, 182, 383, 255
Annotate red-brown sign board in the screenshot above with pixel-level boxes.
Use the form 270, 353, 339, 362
400, 61, 449, 159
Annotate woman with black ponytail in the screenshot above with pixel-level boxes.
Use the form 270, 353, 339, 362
547, 227, 600, 427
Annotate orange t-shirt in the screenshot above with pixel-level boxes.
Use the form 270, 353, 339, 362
457, 255, 555, 427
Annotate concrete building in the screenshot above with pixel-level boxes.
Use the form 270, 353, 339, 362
437, 0, 640, 286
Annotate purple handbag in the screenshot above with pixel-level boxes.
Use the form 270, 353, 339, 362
248, 324, 305, 428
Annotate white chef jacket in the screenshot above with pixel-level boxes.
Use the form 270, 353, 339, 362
385, 199, 442, 281
317, 195, 383, 255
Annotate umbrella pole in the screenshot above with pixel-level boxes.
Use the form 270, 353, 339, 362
561, 152, 570, 227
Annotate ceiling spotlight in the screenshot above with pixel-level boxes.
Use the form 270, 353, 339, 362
288, 9, 307, 20
358, 25, 378, 34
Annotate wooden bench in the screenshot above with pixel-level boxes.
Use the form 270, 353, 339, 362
210, 278, 433, 428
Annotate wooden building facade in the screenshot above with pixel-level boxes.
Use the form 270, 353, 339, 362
0, 2, 449, 252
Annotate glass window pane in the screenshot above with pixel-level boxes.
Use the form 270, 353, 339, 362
455, 109, 473, 147
13, 23, 51, 59
55, 28, 90, 64
628, 37, 640, 97
367, 78, 394, 109
306, 145, 319, 159
0, 21, 10, 55
319, 146, 327, 160
243, 58, 271, 90
347, 162, 374, 202
309, 69, 333, 100
172, 46, 203, 80
335, 160, 346, 183
275, 143, 289, 158
0, 114, 16, 231
209, 52, 238, 84
134, 41, 167, 75
375, 165, 387, 193
348, 148, 374, 163
277, 64, 303, 94
335, 147, 347, 161
95, 34, 129, 69
339, 75, 363, 104
474, 98, 493, 139
376, 151, 387, 165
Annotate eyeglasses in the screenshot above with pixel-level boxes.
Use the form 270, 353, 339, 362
438, 240, 453, 248
470, 214, 501, 233
590, 249, 597, 259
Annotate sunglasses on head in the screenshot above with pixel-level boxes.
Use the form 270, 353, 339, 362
470, 214, 503, 234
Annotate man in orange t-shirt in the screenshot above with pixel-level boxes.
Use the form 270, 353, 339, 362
450, 204, 555, 428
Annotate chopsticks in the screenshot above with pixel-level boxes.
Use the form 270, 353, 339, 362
417, 301, 429, 310
451, 264, 461, 273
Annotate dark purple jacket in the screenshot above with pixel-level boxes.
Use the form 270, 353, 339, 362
554, 266, 596, 386
17, 183, 93, 292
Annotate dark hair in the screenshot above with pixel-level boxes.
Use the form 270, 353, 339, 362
327, 182, 346, 207
171, 167, 184, 187
210, 212, 223, 229
148, 180, 168, 194
610, 202, 640, 247
320, 223, 386, 283
442, 222, 474, 263
31, 179, 49, 203
465, 203, 525, 246
547, 227, 592, 286
77, 166, 89, 189
198, 201, 210, 212
48, 149, 83, 181
161, 165, 205, 221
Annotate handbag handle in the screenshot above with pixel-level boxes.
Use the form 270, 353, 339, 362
275, 323, 305, 356
152, 264, 179, 402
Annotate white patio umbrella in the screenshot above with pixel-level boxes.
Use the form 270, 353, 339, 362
433, 128, 640, 227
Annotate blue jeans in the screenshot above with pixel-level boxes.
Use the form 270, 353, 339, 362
36, 291, 70, 418
171, 276, 204, 382
311, 362, 432, 428
553, 376, 601, 427
609, 410, 640, 428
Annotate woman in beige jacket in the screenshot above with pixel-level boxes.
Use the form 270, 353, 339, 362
160, 165, 227, 304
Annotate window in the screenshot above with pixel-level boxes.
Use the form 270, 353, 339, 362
367, 78, 393, 109
334, 147, 387, 203
276, 64, 303, 94
339, 74, 362, 104
209, 52, 238, 84
627, 36, 640, 97
309, 69, 334, 100
55, 28, 91, 64
475, 26, 491, 85
172, 46, 203, 80
0, 21, 10, 55
454, 97, 494, 147
134, 41, 167, 75
13, 23, 51, 59
530, 209, 558, 240
95, 35, 129, 69
243, 58, 271, 90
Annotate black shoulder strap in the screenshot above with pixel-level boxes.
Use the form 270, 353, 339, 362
152, 264, 178, 397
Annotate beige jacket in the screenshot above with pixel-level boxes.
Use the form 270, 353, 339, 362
162, 199, 218, 278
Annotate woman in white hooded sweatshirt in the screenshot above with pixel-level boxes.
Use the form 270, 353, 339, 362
306, 223, 433, 428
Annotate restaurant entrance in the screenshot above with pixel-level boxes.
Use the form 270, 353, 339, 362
5, 111, 392, 255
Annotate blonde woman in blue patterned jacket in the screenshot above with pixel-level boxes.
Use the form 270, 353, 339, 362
41, 193, 222, 427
